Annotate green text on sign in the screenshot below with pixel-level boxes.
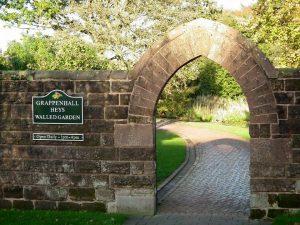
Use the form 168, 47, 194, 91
32, 90, 83, 124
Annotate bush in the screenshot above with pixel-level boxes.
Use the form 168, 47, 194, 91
181, 96, 249, 126
3, 33, 109, 70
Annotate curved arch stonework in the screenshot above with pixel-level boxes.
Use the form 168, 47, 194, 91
114, 18, 298, 217
128, 18, 278, 124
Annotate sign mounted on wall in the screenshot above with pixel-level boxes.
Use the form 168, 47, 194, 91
33, 133, 84, 141
32, 90, 83, 124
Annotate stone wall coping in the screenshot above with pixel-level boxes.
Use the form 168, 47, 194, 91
0, 70, 128, 81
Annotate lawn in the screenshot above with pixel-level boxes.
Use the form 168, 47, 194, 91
272, 211, 300, 225
0, 209, 127, 225
156, 129, 186, 185
178, 121, 250, 141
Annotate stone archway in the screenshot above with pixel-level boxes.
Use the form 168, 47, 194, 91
114, 18, 292, 216
128, 18, 278, 123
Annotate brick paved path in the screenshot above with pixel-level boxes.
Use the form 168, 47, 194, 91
124, 122, 271, 225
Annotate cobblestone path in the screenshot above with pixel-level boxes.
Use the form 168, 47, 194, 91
124, 122, 271, 225
158, 123, 250, 216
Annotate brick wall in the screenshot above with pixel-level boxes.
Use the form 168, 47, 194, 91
0, 68, 300, 217
0, 70, 156, 213
249, 68, 300, 219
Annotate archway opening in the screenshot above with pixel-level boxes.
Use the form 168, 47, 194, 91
155, 56, 251, 216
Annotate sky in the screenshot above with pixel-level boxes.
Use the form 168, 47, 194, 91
0, 0, 257, 52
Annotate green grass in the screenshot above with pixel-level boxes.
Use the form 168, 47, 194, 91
178, 122, 250, 141
0, 209, 127, 225
272, 211, 300, 225
156, 129, 186, 185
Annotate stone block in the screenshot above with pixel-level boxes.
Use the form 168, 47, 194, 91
288, 106, 300, 119
250, 209, 266, 219
292, 150, 300, 163
274, 92, 294, 104
111, 81, 134, 93
277, 119, 300, 134
58, 202, 81, 211
81, 202, 106, 212
88, 93, 119, 106
100, 133, 114, 147
90, 120, 114, 133
260, 124, 271, 138
24, 186, 45, 200
94, 148, 117, 160
277, 105, 287, 119
131, 162, 144, 175
0, 159, 23, 171
277, 194, 300, 208
250, 163, 285, 177
110, 70, 127, 79
249, 124, 259, 138
44, 81, 74, 93
114, 124, 154, 148
111, 175, 155, 188
2, 81, 28, 92
251, 139, 290, 164
105, 106, 128, 119
84, 106, 104, 119
250, 113, 278, 124
114, 189, 155, 215
291, 135, 300, 148
27, 81, 43, 92
287, 164, 300, 178
3, 186, 23, 198
131, 85, 157, 102
120, 94, 131, 105
95, 188, 115, 202
0, 200, 12, 209
101, 162, 130, 174
271, 79, 284, 91
251, 179, 295, 192
75, 81, 109, 93
75, 160, 101, 173
35, 201, 57, 210
285, 79, 300, 91
128, 115, 153, 124
296, 92, 300, 104
119, 148, 154, 161
0, 104, 11, 119
129, 105, 153, 117
69, 188, 95, 201
13, 200, 34, 209
11, 105, 31, 119
250, 193, 269, 208
267, 209, 289, 218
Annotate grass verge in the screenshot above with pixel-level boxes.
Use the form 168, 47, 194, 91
156, 129, 186, 185
0, 209, 127, 225
178, 122, 250, 141
272, 211, 300, 225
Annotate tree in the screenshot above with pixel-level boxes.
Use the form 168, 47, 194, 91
0, 0, 222, 70
239, 0, 300, 68
4, 33, 108, 70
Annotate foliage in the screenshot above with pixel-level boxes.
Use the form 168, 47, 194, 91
156, 129, 186, 185
239, 0, 300, 68
0, 0, 222, 70
180, 95, 249, 126
0, 209, 127, 225
156, 57, 244, 119
272, 210, 300, 225
0, 54, 7, 70
3, 33, 108, 70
